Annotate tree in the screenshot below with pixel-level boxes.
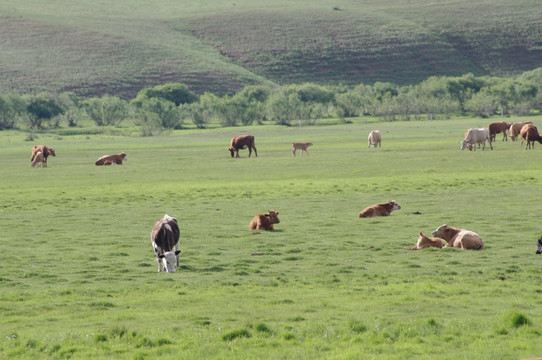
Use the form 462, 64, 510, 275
25, 92, 64, 129
83, 95, 129, 126
0, 94, 26, 129
131, 83, 198, 108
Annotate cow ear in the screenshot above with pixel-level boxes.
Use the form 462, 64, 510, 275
175, 250, 181, 256
419, 232, 423, 236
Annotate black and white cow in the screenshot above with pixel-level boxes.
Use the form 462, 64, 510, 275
150, 214, 180, 272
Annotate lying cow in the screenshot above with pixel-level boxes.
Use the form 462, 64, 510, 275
509, 121, 533, 141
405, 232, 445, 250
461, 128, 492, 151
368, 130, 381, 148
249, 210, 280, 231
150, 214, 181, 272
30, 151, 46, 167
95, 152, 127, 166
229, 135, 257, 158
431, 224, 484, 250
30, 145, 55, 166
292, 142, 313, 157
358, 200, 401, 218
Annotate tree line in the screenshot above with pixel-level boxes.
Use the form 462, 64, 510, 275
1, 68, 542, 134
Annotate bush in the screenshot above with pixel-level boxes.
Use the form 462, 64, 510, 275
222, 329, 251, 341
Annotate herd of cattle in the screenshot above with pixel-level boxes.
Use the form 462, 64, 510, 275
30, 122, 540, 272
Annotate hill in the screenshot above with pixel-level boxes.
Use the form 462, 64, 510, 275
1, 0, 541, 99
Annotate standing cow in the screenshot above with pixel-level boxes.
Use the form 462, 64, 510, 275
30, 145, 55, 166
150, 214, 181, 272
488, 121, 510, 142
461, 128, 492, 151
229, 135, 257, 158
368, 130, 381, 148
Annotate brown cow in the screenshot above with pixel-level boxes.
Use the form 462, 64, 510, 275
229, 135, 257, 158
488, 121, 510, 142
405, 232, 445, 250
520, 124, 542, 150
292, 142, 313, 157
30, 151, 46, 167
358, 200, 401, 218
509, 121, 533, 141
95, 152, 127, 166
30, 145, 55, 166
249, 210, 280, 231
431, 224, 484, 250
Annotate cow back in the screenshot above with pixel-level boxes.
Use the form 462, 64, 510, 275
152, 218, 180, 252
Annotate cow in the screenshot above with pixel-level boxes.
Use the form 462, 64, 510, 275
536, 237, 542, 255
30, 145, 55, 166
30, 151, 46, 167
405, 232, 445, 250
509, 121, 533, 141
488, 121, 510, 142
461, 128, 492, 151
292, 142, 313, 157
368, 130, 381, 148
229, 135, 257, 158
431, 224, 484, 250
95, 152, 127, 166
249, 210, 280, 231
358, 200, 401, 218
520, 124, 542, 150
150, 214, 180, 272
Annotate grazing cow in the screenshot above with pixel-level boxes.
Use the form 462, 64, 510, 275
461, 128, 492, 151
249, 210, 280, 231
292, 142, 313, 157
520, 124, 542, 150
30, 145, 55, 166
368, 130, 381, 148
358, 200, 401, 218
488, 121, 510, 142
509, 121, 533, 141
536, 237, 542, 255
431, 224, 484, 250
95, 152, 127, 166
405, 232, 445, 250
150, 214, 181, 273
229, 135, 257, 158
30, 151, 46, 167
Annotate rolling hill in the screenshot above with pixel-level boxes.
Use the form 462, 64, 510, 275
1, 0, 541, 99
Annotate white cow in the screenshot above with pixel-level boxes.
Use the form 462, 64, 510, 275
368, 130, 381, 148
461, 128, 492, 151
150, 214, 180, 272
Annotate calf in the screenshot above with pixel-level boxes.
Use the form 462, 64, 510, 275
249, 210, 280, 231
292, 142, 313, 157
229, 135, 257, 158
30, 145, 55, 166
30, 151, 46, 167
358, 200, 401, 218
368, 130, 381, 148
431, 224, 484, 250
95, 152, 127, 166
151, 214, 181, 272
405, 232, 445, 250
488, 121, 510, 142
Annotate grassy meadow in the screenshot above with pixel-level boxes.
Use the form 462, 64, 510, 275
1, 116, 542, 359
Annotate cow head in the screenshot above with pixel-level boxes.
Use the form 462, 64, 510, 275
120, 152, 127, 161
431, 224, 451, 239
460, 140, 469, 150
390, 200, 401, 211
160, 251, 178, 273
229, 147, 235, 157
266, 211, 280, 224
47, 148, 56, 157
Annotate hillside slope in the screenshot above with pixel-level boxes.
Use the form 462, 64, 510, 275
0, 0, 540, 98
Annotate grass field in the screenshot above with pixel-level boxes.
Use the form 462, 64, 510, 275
1, 116, 542, 359
1, 0, 541, 97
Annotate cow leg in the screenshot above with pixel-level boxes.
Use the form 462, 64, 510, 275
304, 149, 309, 156
174, 243, 181, 268
292, 147, 296, 157
253, 146, 257, 157
248, 147, 252, 157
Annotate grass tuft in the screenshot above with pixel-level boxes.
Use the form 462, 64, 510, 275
222, 329, 252, 341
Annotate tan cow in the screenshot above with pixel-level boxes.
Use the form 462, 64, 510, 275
405, 232, 445, 250
461, 128, 492, 151
292, 142, 313, 157
358, 200, 401, 218
95, 152, 127, 166
30, 151, 46, 167
431, 224, 484, 250
229, 135, 257, 158
30, 145, 55, 166
509, 121, 533, 141
368, 130, 381, 148
249, 210, 280, 231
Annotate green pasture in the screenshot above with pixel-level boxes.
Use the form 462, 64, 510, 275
1, 117, 542, 359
